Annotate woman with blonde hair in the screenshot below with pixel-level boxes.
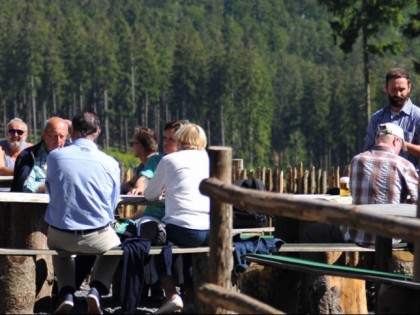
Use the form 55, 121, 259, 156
144, 123, 209, 313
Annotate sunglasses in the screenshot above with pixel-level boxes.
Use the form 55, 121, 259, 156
129, 141, 140, 147
8, 129, 25, 136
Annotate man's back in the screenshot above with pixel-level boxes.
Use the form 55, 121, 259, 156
350, 146, 418, 205
45, 138, 120, 230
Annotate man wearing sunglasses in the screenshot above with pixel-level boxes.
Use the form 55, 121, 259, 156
0, 118, 33, 176
10, 117, 68, 193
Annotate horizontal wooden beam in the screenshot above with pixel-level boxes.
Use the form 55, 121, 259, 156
197, 282, 284, 314
200, 177, 420, 243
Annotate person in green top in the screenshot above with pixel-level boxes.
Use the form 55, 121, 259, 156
123, 120, 190, 303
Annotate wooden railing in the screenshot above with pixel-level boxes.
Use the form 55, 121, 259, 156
198, 146, 420, 314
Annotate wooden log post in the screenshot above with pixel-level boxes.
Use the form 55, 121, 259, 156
0, 202, 52, 314
273, 165, 280, 193
309, 166, 316, 195
265, 168, 273, 192
286, 166, 292, 193
206, 146, 233, 314
232, 159, 243, 183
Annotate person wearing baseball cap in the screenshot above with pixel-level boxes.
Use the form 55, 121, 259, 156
377, 123, 407, 152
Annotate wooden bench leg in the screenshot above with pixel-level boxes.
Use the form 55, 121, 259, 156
192, 252, 211, 314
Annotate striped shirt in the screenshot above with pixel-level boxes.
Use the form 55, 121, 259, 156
341, 145, 418, 245
363, 98, 420, 170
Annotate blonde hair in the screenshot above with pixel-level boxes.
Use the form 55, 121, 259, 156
175, 123, 207, 150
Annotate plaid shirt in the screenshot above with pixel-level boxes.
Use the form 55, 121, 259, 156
341, 145, 419, 245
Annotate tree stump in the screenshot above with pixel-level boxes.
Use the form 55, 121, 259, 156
0, 202, 53, 313
376, 250, 420, 314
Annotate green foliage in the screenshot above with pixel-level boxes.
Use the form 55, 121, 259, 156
0, 0, 419, 172
103, 147, 138, 170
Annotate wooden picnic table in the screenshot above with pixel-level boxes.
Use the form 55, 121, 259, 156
0, 192, 158, 313
287, 194, 416, 273
0, 176, 13, 190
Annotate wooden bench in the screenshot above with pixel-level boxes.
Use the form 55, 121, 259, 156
0, 226, 275, 313
278, 242, 409, 252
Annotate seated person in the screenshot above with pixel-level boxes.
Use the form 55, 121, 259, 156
300, 123, 418, 314
145, 123, 210, 314
10, 117, 68, 192
0, 118, 33, 176
121, 127, 160, 194
304, 123, 418, 247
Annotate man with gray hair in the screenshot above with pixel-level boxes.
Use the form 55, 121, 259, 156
11, 117, 68, 193
0, 118, 33, 175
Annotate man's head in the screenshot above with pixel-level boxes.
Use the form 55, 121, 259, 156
385, 68, 411, 109
130, 127, 158, 159
71, 110, 101, 141
376, 123, 407, 153
42, 117, 68, 153
163, 120, 190, 155
6, 118, 29, 151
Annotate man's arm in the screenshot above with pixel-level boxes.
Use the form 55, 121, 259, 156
0, 147, 14, 175
405, 143, 420, 158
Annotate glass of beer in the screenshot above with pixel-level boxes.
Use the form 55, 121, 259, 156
339, 176, 350, 196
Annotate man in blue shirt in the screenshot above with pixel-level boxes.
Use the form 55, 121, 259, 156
11, 117, 68, 193
45, 110, 121, 314
364, 68, 420, 170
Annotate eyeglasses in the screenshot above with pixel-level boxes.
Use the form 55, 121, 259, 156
8, 129, 25, 136
129, 141, 140, 147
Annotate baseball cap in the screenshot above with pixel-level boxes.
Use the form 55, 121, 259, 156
377, 123, 407, 151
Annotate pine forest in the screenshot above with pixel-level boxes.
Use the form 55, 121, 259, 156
0, 0, 419, 170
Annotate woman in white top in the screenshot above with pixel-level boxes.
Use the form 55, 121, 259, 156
144, 123, 209, 313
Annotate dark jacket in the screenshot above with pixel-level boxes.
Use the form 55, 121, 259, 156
10, 141, 44, 192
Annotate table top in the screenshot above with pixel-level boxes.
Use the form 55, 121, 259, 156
282, 194, 417, 218
0, 192, 159, 206
0, 176, 13, 189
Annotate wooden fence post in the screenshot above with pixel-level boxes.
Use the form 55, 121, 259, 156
207, 146, 233, 314
232, 159, 243, 183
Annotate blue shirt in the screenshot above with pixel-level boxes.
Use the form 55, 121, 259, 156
363, 99, 420, 169
44, 138, 120, 230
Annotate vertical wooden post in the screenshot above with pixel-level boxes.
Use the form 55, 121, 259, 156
265, 168, 273, 192
207, 146, 232, 314
309, 166, 316, 194
232, 159, 243, 183
413, 184, 420, 281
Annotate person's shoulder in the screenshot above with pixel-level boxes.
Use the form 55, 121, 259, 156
0, 140, 7, 150
100, 150, 120, 166
407, 100, 420, 115
20, 141, 42, 156
147, 153, 163, 163
369, 105, 389, 120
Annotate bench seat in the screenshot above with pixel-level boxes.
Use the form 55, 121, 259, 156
0, 246, 211, 256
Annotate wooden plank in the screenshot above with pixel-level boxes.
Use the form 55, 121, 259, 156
0, 246, 212, 256
0, 192, 164, 206
231, 227, 275, 235
197, 283, 284, 314
200, 178, 420, 243
279, 243, 375, 252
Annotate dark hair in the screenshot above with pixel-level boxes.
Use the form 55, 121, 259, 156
386, 68, 411, 85
164, 119, 190, 132
71, 110, 100, 137
134, 127, 158, 153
